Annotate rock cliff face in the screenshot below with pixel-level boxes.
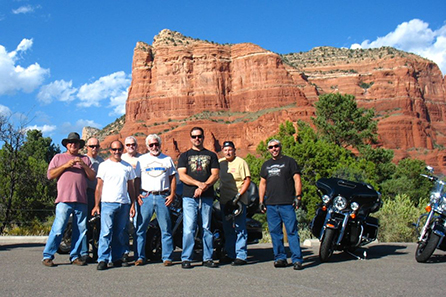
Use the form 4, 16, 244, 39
105, 29, 446, 173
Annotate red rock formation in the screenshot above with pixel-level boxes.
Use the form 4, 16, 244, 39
114, 30, 446, 173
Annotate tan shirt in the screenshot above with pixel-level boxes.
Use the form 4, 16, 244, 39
219, 156, 250, 205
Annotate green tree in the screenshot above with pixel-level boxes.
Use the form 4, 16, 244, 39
14, 130, 60, 226
380, 158, 431, 205
0, 116, 59, 233
312, 93, 377, 149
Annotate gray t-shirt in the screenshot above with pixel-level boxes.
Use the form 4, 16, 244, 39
87, 155, 104, 190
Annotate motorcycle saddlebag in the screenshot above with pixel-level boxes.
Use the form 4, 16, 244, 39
310, 207, 326, 238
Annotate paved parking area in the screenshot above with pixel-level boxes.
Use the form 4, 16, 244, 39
1, 240, 445, 296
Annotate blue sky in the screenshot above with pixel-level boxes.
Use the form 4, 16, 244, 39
1, 0, 445, 147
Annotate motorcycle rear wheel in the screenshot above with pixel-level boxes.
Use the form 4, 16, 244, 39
320, 228, 336, 262
145, 227, 162, 261
415, 231, 440, 263
57, 222, 72, 254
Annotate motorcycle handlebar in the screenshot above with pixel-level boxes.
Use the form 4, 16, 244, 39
420, 174, 438, 181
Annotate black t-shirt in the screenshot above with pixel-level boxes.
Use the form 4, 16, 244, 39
260, 155, 301, 205
178, 148, 220, 198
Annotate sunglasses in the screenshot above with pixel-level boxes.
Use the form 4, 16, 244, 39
88, 145, 99, 148
111, 148, 123, 152
126, 143, 136, 147
191, 135, 203, 139
268, 144, 280, 149
148, 143, 160, 148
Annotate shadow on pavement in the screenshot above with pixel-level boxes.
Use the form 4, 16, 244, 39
245, 245, 316, 268
0, 243, 45, 251
299, 243, 410, 267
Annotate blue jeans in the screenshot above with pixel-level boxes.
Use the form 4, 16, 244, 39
43, 202, 87, 261
181, 197, 214, 262
266, 204, 303, 264
97, 202, 130, 263
222, 203, 248, 260
134, 192, 173, 261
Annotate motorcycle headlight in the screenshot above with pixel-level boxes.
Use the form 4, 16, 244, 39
351, 202, 359, 211
333, 195, 347, 211
430, 192, 441, 203
439, 196, 446, 212
322, 195, 331, 204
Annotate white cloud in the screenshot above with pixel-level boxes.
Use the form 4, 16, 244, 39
351, 19, 446, 74
76, 71, 131, 108
0, 104, 12, 116
37, 80, 77, 104
0, 39, 49, 95
12, 5, 41, 15
27, 124, 57, 134
108, 88, 129, 116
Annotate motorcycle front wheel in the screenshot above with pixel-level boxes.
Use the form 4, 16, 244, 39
415, 231, 440, 263
320, 228, 336, 262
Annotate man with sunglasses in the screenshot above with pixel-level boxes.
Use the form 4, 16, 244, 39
259, 139, 304, 270
178, 127, 220, 269
84, 137, 104, 260
92, 140, 138, 270
121, 135, 141, 265
133, 134, 176, 266
42, 132, 96, 267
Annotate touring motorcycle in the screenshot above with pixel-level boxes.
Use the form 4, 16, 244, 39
414, 166, 446, 262
145, 182, 263, 261
311, 177, 382, 262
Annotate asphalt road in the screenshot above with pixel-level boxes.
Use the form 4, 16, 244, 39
0, 241, 445, 297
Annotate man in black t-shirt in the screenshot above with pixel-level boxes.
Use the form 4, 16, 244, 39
177, 127, 220, 269
259, 139, 304, 270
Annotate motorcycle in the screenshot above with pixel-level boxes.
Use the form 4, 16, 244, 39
145, 182, 263, 261
414, 166, 446, 262
310, 177, 382, 262
58, 213, 136, 261
57, 213, 101, 259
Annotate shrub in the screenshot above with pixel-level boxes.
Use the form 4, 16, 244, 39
375, 194, 426, 242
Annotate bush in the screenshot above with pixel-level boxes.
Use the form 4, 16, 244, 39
3, 216, 53, 236
375, 194, 426, 242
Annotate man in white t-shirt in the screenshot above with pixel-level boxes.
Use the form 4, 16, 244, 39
134, 134, 177, 266
120, 135, 141, 265
92, 140, 139, 270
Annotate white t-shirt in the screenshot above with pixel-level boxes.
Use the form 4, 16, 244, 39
137, 152, 176, 192
97, 159, 138, 204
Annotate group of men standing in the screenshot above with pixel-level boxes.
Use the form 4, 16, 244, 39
42, 127, 304, 271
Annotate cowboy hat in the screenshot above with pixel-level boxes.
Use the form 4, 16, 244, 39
61, 132, 85, 148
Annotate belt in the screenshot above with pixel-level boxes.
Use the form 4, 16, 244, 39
145, 190, 169, 195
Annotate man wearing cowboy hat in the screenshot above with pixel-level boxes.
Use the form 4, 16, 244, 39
42, 132, 96, 267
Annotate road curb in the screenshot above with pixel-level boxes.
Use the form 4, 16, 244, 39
0, 236, 48, 245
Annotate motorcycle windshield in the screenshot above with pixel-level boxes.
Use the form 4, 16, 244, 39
317, 178, 380, 205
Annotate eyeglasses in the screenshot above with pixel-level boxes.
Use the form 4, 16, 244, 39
191, 135, 203, 139
111, 148, 123, 152
148, 143, 160, 148
126, 143, 136, 147
88, 145, 100, 149
268, 144, 280, 150
67, 141, 79, 145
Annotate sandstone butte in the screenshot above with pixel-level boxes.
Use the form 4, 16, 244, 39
86, 29, 446, 174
